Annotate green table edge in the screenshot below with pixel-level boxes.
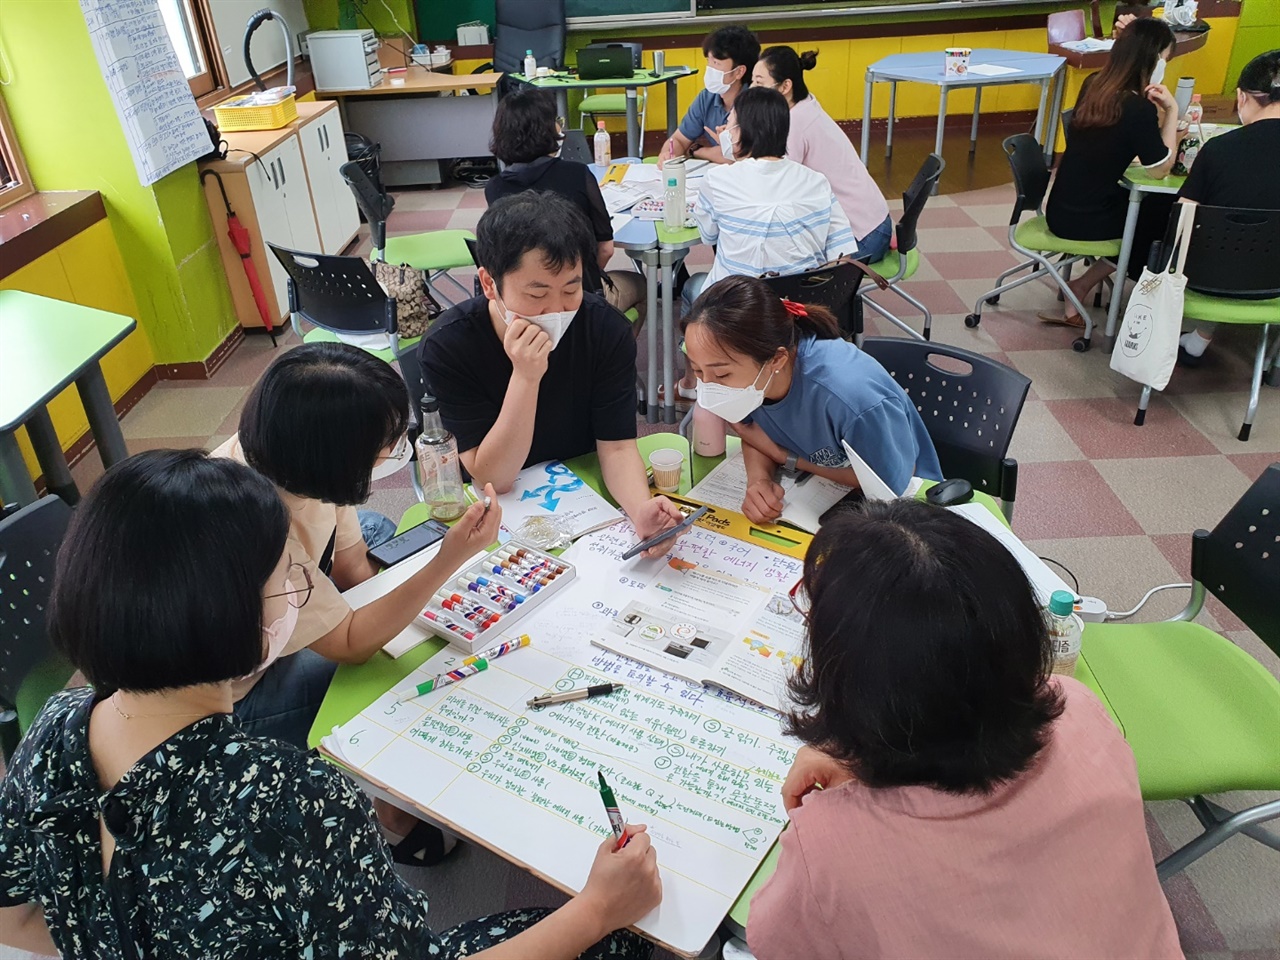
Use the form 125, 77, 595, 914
306, 432, 1008, 936
0, 291, 137, 433
515, 69, 694, 90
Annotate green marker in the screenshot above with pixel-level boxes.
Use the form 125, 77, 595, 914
598, 770, 628, 849
398, 659, 489, 703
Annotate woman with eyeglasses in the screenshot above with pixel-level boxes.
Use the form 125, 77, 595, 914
0, 449, 660, 959
212, 343, 499, 752
748, 499, 1181, 959
485, 87, 645, 320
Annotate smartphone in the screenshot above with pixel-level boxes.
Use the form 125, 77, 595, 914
367, 519, 449, 568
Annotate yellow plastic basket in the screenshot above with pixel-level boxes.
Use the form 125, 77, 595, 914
214, 93, 298, 132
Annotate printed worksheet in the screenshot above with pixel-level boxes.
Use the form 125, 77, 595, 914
687, 452, 853, 533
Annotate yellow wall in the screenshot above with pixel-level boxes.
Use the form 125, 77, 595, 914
0, 219, 155, 480
582, 26, 1052, 136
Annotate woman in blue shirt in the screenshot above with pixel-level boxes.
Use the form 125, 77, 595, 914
682, 276, 941, 524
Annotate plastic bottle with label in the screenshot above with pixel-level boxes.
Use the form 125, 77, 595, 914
663, 156, 687, 230
594, 120, 612, 167
416, 395, 466, 521
1046, 589, 1083, 678
523, 49, 537, 78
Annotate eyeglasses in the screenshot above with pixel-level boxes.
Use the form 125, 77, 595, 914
264, 562, 313, 609
556, 116, 566, 129
375, 435, 411, 463
789, 579, 810, 618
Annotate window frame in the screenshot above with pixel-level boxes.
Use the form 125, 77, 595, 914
164, 0, 229, 103
0, 91, 34, 212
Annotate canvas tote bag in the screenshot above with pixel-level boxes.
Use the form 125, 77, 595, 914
1110, 200, 1197, 392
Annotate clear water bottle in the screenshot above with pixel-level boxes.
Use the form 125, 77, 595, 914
1185, 92, 1203, 127
523, 49, 537, 78
416, 395, 466, 521
663, 156, 686, 230
594, 120, 612, 167
1047, 589, 1082, 678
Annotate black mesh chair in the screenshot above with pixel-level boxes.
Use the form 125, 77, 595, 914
963, 134, 1123, 352
860, 337, 1031, 520
0, 495, 75, 761
268, 244, 400, 359
855, 153, 944, 342
1133, 205, 1280, 439
339, 161, 473, 304
764, 260, 872, 342
1060, 107, 1074, 145
1079, 462, 1280, 879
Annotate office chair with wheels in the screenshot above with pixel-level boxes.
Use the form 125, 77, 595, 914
0, 495, 76, 761
855, 153, 944, 342
340, 161, 473, 306
964, 134, 1122, 352
474, 0, 566, 97
268, 244, 400, 361
860, 337, 1030, 520
1131, 205, 1280, 439
1077, 462, 1280, 879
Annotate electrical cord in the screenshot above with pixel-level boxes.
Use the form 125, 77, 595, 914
1037, 556, 1080, 594
1104, 583, 1193, 621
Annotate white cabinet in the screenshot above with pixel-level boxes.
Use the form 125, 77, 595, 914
247, 136, 320, 315
200, 101, 362, 331
298, 107, 360, 254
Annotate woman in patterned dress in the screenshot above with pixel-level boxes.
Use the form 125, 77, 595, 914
0, 449, 660, 959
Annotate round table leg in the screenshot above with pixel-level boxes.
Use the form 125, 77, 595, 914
0, 431, 38, 507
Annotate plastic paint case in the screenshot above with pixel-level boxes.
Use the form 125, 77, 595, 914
416, 546, 577, 655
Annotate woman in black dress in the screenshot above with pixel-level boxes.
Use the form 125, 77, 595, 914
1041, 17, 1180, 328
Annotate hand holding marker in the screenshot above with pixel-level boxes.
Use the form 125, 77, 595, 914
598, 771, 631, 849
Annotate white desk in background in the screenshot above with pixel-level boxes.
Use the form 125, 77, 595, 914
317, 68, 502, 187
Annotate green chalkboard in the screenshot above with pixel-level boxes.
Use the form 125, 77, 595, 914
567, 0, 691, 18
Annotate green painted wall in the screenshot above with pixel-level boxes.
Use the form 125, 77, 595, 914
303, 0, 418, 36
1223, 0, 1280, 95
0, 0, 237, 365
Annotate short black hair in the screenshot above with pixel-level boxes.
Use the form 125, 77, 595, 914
703, 25, 760, 77
490, 87, 560, 165
475, 191, 594, 287
239, 342, 410, 506
733, 86, 790, 159
787, 499, 1065, 794
50, 449, 290, 693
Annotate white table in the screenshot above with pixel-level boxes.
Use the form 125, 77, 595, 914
861, 49, 1066, 189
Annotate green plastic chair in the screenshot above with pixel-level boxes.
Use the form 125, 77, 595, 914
580, 90, 646, 150
1077, 461, 1280, 879
964, 134, 1123, 353
0, 496, 76, 761
340, 161, 474, 305
1131, 205, 1280, 441
855, 153, 943, 346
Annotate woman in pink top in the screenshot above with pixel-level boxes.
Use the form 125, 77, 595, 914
752, 47, 893, 263
748, 499, 1183, 960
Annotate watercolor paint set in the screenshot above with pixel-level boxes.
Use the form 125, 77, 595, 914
416, 546, 577, 654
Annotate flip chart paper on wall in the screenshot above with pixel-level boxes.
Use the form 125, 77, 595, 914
81, 0, 211, 186
321, 523, 806, 955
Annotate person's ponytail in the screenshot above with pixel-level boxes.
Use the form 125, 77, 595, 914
784, 300, 841, 340
682, 276, 842, 366
798, 49, 818, 71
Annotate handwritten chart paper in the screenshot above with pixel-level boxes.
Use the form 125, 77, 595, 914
323, 525, 805, 955
81, 0, 210, 185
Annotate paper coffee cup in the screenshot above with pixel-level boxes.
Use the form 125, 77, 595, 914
649, 448, 685, 493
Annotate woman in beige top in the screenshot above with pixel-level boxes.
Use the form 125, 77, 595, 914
749, 499, 1182, 960
214, 342, 500, 863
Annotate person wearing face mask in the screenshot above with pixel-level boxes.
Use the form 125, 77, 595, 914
682, 276, 940, 525
658, 25, 759, 167
1041, 17, 1179, 328
1174, 49, 1280, 366
212, 343, 501, 758
751, 46, 893, 263
0, 450, 662, 959
419, 192, 685, 554
678, 86, 857, 323
484, 88, 645, 321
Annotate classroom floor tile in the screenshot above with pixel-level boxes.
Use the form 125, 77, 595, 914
48, 123, 1279, 958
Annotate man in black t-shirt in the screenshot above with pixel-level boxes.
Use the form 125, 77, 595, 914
1176, 49, 1280, 365
419, 192, 684, 555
